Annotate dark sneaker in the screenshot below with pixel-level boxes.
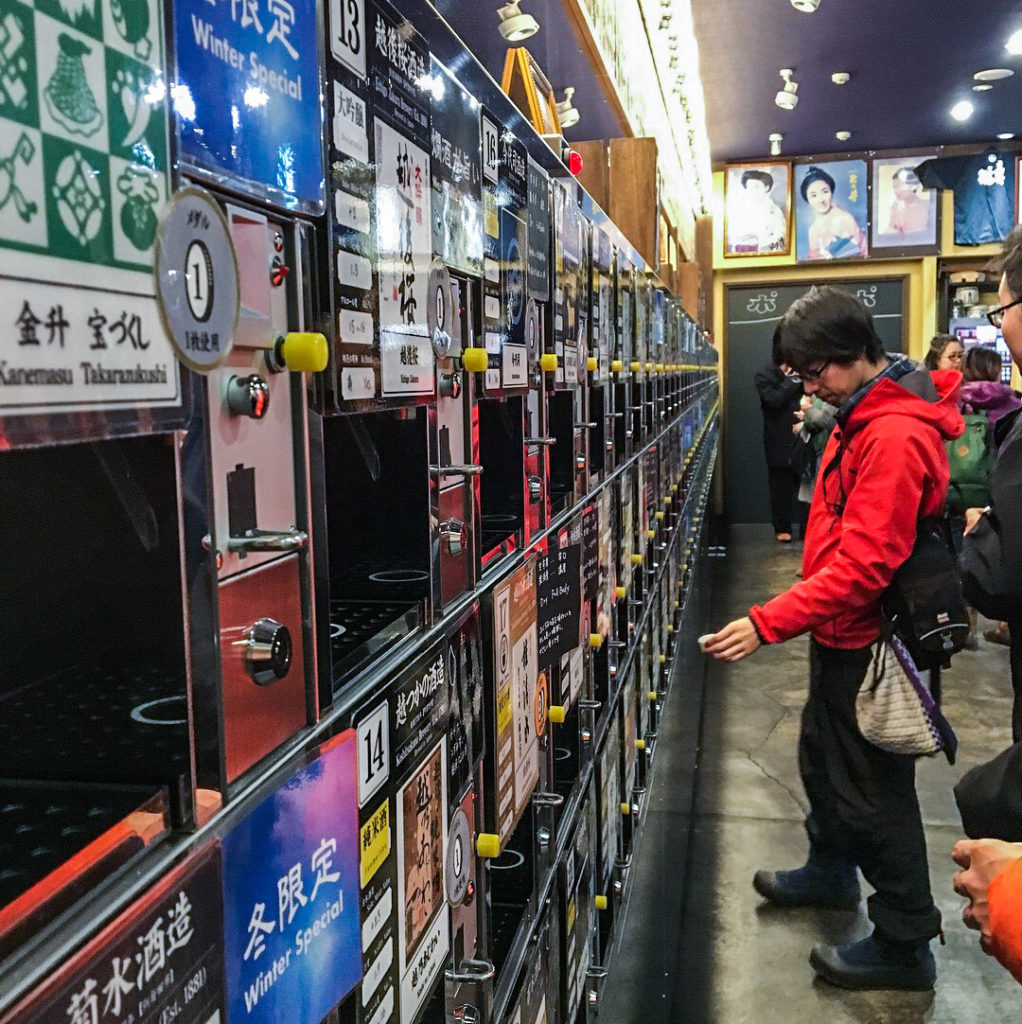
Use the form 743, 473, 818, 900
753, 864, 860, 910
810, 934, 936, 991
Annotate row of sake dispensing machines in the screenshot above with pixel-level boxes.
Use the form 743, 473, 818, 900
0, 0, 719, 1022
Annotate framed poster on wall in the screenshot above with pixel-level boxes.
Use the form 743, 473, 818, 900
870, 155, 940, 255
794, 160, 869, 262
723, 162, 791, 257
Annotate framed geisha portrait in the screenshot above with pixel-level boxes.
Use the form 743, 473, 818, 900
870, 155, 940, 255
794, 159, 869, 262
724, 162, 792, 257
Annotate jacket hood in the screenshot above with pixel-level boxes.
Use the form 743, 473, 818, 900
841, 360, 964, 441
960, 379, 1022, 418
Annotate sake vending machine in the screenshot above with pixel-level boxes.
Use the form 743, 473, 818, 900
172, 0, 329, 786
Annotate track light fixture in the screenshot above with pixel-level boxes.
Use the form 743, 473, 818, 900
497, 1, 539, 42
791, 0, 821, 11
556, 86, 580, 129
775, 69, 799, 111
769, 133, 783, 156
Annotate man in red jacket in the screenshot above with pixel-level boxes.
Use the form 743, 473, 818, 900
705, 285, 964, 991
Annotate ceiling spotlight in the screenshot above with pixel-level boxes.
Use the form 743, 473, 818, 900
831, 72, 850, 85
1006, 29, 1022, 55
556, 86, 580, 129
975, 68, 1014, 81
790, 0, 820, 11
835, 130, 851, 141
950, 100, 974, 122
769, 132, 783, 156
775, 69, 799, 111
974, 84, 993, 92
497, 1, 539, 42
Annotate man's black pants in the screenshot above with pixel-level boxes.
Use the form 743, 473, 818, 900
800, 639, 942, 944
767, 466, 798, 535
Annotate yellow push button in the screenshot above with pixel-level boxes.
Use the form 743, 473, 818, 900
621, 802, 631, 815
476, 833, 501, 859
656, 510, 665, 521
664, 496, 672, 506
666, 624, 674, 634
658, 655, 666, 665
630, 360, 641, 373
647, 529, 655, 540
462, 347, 489, 372
539, 352, 559, 372
615, 585, 627, 599
590, 633, 604, 648
645, 362, 654, 372
611, 359, 623, 373
648, 689, 658, 699
586, 356, 598, 372
548, 704, 567, 724
655, 363, 664, 372
631, 553, 643, 566
595, 895, 609, 911
636, 739, 646, 750
279, 332, 329, 373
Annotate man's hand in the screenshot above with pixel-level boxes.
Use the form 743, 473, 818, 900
951, 838, 1022, 954
964, 507, 987, 535
702, 617, 762, 662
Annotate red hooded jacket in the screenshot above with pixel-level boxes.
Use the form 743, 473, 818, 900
750, 366, 964, 649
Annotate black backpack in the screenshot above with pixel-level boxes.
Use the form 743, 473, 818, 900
882, 515, 969, 668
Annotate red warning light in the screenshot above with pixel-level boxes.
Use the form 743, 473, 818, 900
567, 150, 583, 176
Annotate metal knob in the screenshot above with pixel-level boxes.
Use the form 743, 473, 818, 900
537, 824, 552, 849
225, 374, 270, 419
441, 518, 467, 556
245, 617, 292, 685
528, 475, 542, 502
439, 371, 462, 399
576, 454, 587, 473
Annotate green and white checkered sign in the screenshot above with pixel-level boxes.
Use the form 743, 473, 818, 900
0, 0, 180, 419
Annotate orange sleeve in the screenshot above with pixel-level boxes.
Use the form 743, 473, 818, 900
987, 859, 1022, 984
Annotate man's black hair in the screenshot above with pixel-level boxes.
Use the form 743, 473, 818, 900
772, 285, 885, 369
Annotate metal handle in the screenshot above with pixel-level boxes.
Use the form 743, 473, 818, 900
525, 436, 557, 446
579, 699, 602, 711
532, 791, 565, 808
228, 527, 308, 553
575, 421, 598, 429
430, 464, 484, 477
444, 958, 496, 983
587, 967, 609, 981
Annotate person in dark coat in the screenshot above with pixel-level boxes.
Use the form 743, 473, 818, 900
755, 361, 803, 540
960, 224, 1022, 740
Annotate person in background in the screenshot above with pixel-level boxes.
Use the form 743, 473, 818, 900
960, 224, 1022, 738
952, 838, 1022, 984
801, 166, 868, 260
924, 333, 964, 371
793, 395, 837, 530
959, 346, 1021, 646
754, 360, 803, 542
706, 285, 963, 992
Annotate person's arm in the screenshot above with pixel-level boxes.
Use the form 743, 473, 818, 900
754, 367, 802, 410
749, 422, 931, 643
960, 428, 1022, 620
953, 838, 1022, 983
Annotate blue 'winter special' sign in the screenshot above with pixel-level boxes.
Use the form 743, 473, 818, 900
222, 731, 363, 1024
175, 0, 324, 208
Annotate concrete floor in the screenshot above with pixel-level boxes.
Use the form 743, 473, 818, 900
602, 523, 1021, 1023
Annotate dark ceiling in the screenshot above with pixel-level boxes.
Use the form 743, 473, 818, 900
434, 0, 630, 144
693, 0, 1022, 163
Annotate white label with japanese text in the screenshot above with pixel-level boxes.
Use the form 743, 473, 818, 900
333, 80, 369, 161
335, 191, 371, 234
340, 309, 374, 346
342, 365, 375, 400
338, 250, 372, 290
380, 330, 434, 396
502, 344, 527, 386
362, 886, 393, 952
2, 260, 180, 415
